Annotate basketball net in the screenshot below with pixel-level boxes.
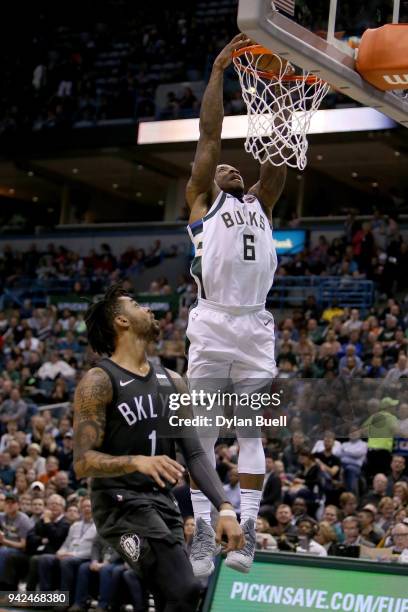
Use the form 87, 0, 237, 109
233, 47, 331, 170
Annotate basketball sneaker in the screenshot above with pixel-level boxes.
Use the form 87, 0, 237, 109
190, 517, 220, 578
224, 518, 256, 573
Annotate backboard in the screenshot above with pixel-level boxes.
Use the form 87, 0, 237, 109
237, 0, 408, 125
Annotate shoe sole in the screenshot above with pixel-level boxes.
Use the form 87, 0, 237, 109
224, 558, 251, 574
191, 560, 215, 578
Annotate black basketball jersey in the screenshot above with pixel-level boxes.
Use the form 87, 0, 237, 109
91, 358, 177, 493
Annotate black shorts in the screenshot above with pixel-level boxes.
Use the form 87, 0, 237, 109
92, 487, 201, 612
91, 487, 185, 565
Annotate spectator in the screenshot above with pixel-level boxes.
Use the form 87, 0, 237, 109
339, 493, 357, 518
312, 431, 342, 457
362, 473, 388, 506
329, 516, 361, 557
315, 521, 337, 552
65, 504, 80, 525
56, 433, 74, 471
25, 494, 70, 591
260, 455, 282, 518
53, 471, 74, 500
358, 508, 383, 547
290, 497, 310, 522
37, 351, 76, 381
0, 420, 19, 453
0, 493, 33, 589
376, 497, 395, 533
39, 456, 60, 484
385, 352, 408, 381
313, 432, 343, 505
223, 467, 240, 517
41, 432, 59, 458
27, 443, 46, 477
37, 497, 96, 601
282, 431, 305, 475
296, 517, 327, 557
390, 522, 408, 560
255, 517, 277, 551
0, 389, 27, 430
288, 447, 321, 509
363, 397, 399, 480
7, 440, 24, 471
68, 536, 125, 612
386, 455, 408, 495
0, 452, 15, 487
340, 425, 368, 495
321, 505, 343, 542
30, 498, 45, 522
270, 504, 298, 550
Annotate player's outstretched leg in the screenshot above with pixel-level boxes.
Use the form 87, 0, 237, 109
224, 436, 264, 573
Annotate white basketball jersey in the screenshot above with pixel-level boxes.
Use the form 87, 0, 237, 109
187, 191, 277, 307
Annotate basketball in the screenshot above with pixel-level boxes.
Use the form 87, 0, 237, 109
255, 52, 295, 77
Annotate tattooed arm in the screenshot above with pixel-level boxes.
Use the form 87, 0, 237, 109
73, 367, 184, 484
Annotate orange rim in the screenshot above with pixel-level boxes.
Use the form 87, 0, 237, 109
232, 44, 324, 84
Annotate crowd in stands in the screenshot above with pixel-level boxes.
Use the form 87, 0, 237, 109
1, 208, 408, 296
0, 0, 242, 138
4, 0, 405, 139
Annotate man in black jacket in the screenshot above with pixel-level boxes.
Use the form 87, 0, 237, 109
26, 494, 70, 590
259, 454, 282, 524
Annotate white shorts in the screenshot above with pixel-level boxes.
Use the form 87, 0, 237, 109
186, 298, 277, 387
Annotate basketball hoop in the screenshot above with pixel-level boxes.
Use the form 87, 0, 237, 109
232, 45, 331, 170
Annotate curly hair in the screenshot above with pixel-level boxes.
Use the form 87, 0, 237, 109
84, 284, 130, 356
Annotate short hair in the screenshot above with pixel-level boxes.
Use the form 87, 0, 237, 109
298, 446, 313, 459
47, 494, 66, 509
339, 492, 357, 507
343, 516, 359, 527
84, 284, 130, 355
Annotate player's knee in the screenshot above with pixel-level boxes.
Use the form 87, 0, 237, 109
236, 436, 265, 474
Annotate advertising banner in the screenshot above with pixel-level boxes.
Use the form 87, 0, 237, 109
207, 556, 408, 612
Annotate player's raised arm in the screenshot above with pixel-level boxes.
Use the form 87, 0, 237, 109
186, 34, 251, 221
73, 368, 184, 485
248, 163, 287, 222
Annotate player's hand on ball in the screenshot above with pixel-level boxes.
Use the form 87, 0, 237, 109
215, 514, 245, 553
133, 455, 185, 488
214, 33, 252, 70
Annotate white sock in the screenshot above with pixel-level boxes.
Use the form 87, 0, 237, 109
191, 489, 212, 525
240, 489, 262, 524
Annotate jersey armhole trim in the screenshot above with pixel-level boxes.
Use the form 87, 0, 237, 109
203, 191, 227, 222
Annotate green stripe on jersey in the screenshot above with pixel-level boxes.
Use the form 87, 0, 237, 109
190, 255, 206, 299
203, 192, 227, 221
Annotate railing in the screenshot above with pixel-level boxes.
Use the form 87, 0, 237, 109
1, 275, 375, 311
267, 276, 374, 310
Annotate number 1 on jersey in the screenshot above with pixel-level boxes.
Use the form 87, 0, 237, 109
243, 234, 256, 261
148, 430, 156, 456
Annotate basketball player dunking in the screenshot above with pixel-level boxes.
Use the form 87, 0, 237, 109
186, 34, 286, 575
73, 285, 244, 612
